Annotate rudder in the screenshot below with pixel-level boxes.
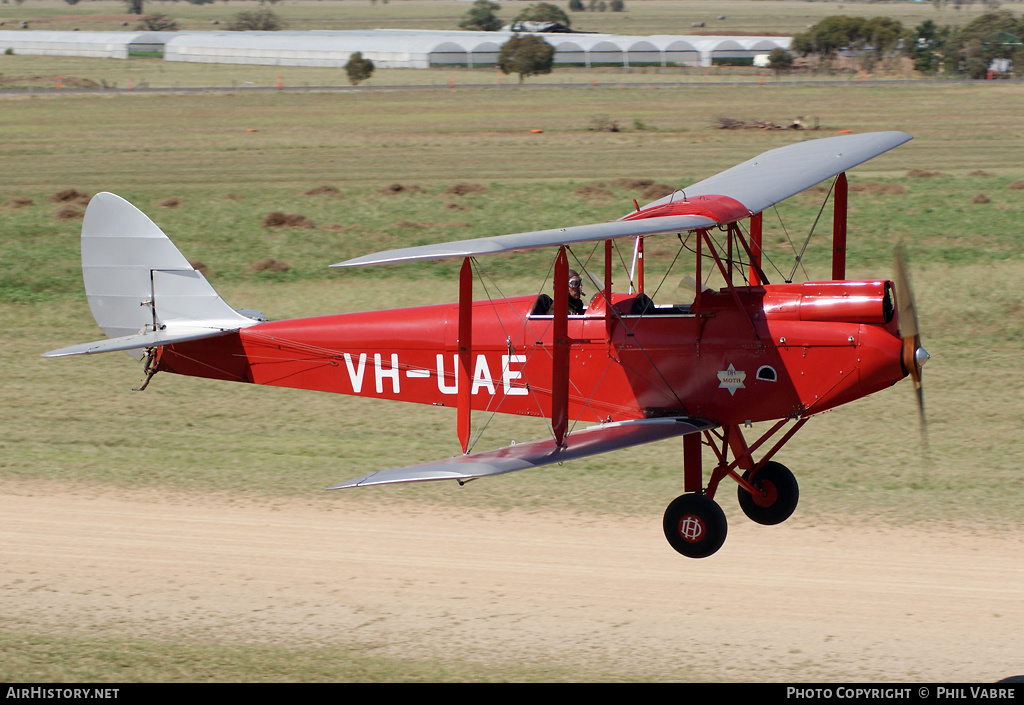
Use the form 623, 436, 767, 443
45, 193, 259, 359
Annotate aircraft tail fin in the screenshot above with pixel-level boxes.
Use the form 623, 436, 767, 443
44, 193, 260, 359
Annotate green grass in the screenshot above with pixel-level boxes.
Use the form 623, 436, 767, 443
3, 81, 1023, 517
0, 626, 636, 682
2, 84, 1023, 199
2, 71, 1024, 681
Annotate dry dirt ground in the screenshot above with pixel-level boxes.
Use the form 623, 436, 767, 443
2, 479, 1022, 682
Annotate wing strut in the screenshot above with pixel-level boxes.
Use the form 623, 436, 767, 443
457, 257, 472, 453
552, 247, 569, 446
748, 213, 763, 286
832, 172, 848, 280
603, 239, 613, 342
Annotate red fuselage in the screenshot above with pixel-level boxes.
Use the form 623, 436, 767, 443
155, 280, 906, 428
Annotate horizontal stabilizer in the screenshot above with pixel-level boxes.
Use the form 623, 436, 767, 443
42, 326, 239, 358
329, 416, 716, 489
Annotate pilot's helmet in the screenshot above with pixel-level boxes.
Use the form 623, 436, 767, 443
567, 270, 583, 293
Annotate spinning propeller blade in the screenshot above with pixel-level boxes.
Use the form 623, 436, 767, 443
893, 244, 930, 443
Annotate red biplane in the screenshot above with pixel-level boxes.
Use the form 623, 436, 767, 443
45, 131, 927, 558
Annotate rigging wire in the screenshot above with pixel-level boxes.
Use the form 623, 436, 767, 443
786, 177, 836, 283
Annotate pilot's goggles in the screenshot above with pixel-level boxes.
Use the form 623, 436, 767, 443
568, 277, 582, 289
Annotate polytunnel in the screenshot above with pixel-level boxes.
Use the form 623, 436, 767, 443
0, 30, 166, 59
1, 28, 791, 70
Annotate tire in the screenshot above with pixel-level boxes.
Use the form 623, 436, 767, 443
737, 461, 799, 526
662, 493, 728, 558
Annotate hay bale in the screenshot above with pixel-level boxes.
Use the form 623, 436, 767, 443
445, 182, 486, 196
1008, 180, 1024, 190
392, 220, 428, 229
51, 189, 89, 204
849, 182, 906, 195
55, 205, 84, 220
574, 184, 614, 201
188, 260, 208, 275
380, 183, 424, 195
972, 193, 991, 204
640, 183, 677, 201
610, 178, 655, 190
261, 212, 315, 229
160, 197, 183, 208
248, 258, 290, 273
305, 185, 341, 196
3, 197, 34, 208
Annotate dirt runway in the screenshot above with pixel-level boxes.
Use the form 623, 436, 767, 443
2, 480, 1022, 681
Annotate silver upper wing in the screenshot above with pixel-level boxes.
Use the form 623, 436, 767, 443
637, 130, 912, 214
332, 131, 911, 268
331, 213, 719, 268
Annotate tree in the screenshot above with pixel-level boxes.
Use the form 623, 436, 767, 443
227, 8, 285, 31
125, 0, 144, 15
861, 16, 904, 70
792, 16, 867, 58
512, 2, 571, 29
908, 19, 949, 74
459, 0, 502, 32
568, 0, 584, 11
960, 10, 1023, 69
345, 52, 375, 85
136, 14, 178, 31
497, 34, 555, 83
791, 15, 908, 73
767, 47, 794, 74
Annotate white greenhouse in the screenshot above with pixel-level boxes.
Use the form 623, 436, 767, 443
164, 30, 791, 69
0, 30, 167, 59
0, 29, 791, 69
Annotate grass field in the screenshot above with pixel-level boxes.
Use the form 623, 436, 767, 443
2, 39, 1024, 680
3, 78, 1024, 507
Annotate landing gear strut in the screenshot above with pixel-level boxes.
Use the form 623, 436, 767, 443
663, 421, 806, 558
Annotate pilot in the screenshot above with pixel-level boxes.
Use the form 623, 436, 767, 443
566, 270, 585, 315
546, 270, 585, 315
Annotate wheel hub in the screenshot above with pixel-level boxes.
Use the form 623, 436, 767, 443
750, 479, 778, 509
677, 514, 706, 543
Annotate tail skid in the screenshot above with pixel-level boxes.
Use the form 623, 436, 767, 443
43, 193, 260, 359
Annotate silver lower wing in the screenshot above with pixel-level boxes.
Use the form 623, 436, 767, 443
329, 416, 716, 489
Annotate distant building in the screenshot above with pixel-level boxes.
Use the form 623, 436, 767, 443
0, 29, 792, 70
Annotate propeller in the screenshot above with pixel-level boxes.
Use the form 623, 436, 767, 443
893, 244, 930, 444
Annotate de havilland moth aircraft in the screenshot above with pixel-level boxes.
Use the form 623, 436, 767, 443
45, 131, 928, 558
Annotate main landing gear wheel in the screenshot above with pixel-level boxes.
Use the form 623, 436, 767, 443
662, 493, 728, 558
737, 461, 799, 526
